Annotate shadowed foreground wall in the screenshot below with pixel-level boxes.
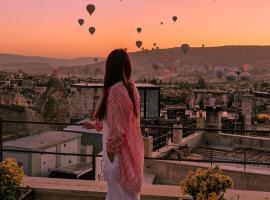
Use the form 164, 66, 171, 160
23, 177, 270, 200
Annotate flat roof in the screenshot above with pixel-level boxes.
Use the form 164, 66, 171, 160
64, 124, 103, 135
51, 162, 92, 177
191, 89, 232, 94
253, 91, 270, 97
253, 91, 270, 94
4, 131, 81, 151
71, 82, 159, 89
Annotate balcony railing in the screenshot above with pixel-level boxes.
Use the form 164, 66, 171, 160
1, 118, 270, 177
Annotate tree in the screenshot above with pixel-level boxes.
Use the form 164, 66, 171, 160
260, 81, 270, 89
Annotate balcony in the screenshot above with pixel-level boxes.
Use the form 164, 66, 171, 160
23, 177, 270, 200
1, 119, 270, 199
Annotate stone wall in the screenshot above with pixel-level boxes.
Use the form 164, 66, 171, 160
145, 160, 270, 192
0, 105, 54, 139
0, 105, 27, 137
23, 177, 270, 200
23, 177, 187, 200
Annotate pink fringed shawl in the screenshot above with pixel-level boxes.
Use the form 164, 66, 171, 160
106, 81, 144, 194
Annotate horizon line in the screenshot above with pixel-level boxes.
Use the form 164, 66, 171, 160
1, 44, 270, 59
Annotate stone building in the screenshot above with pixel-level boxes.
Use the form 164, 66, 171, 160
3, 131, 81, 177
69, 83, 160, 121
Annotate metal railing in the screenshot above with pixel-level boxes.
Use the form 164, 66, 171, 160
1, 118, 270, 176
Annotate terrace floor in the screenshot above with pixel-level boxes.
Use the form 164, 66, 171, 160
184, 146, 270, 171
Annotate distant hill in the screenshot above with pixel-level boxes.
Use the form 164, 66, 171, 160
129, 45, 270, 69
129, 45, 270, 81
1, 46, 270, 81
0, 53, 103, 67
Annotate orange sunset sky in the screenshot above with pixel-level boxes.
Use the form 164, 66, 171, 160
1, 0, 270, 58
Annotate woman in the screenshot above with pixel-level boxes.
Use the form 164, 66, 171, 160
83, 49, 144, 200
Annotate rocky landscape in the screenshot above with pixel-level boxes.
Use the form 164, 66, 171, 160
1, 45, 270, 83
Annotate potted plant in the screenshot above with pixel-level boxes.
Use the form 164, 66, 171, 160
180, 165, 233, 200
0, 158, 34, 200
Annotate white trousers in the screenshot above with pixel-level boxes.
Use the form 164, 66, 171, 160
103, 157, 140, 200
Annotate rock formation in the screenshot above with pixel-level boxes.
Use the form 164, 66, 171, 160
37, 72, 70, 123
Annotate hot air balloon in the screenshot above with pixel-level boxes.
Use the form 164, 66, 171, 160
152, 63, 158, 71
215, 67, 225, 79
160, 69, 171, 80
124, 48, 128, 51
163, 54, 169, 62
137, 27, 142, 33
152, 62, 163, 71
240, 72, 250, 81
78, 19, 84, 26
242, 64, 250, 72
141, 47, 145, 51
181, 44, 190, 55
172, 16, 178, 22
224, 67, 229, 73
153, 43, 156, 46
225, 72, 237, 81
160, 22, 163, 25
156, 46, 159, 50
136, 40, 142, 49
203, 62, 211, 71
86, 4, 95, 16
89, 27, 96, 35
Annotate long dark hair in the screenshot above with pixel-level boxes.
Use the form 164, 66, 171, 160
94, 49, 138, 120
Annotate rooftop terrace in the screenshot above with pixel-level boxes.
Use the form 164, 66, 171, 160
23, 177, 270, 200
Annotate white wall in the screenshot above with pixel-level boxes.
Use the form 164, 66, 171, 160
40, 146, 57, 177
3, 152, 30, 175
59, 138, 80, 167
95, 152, 105, 181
